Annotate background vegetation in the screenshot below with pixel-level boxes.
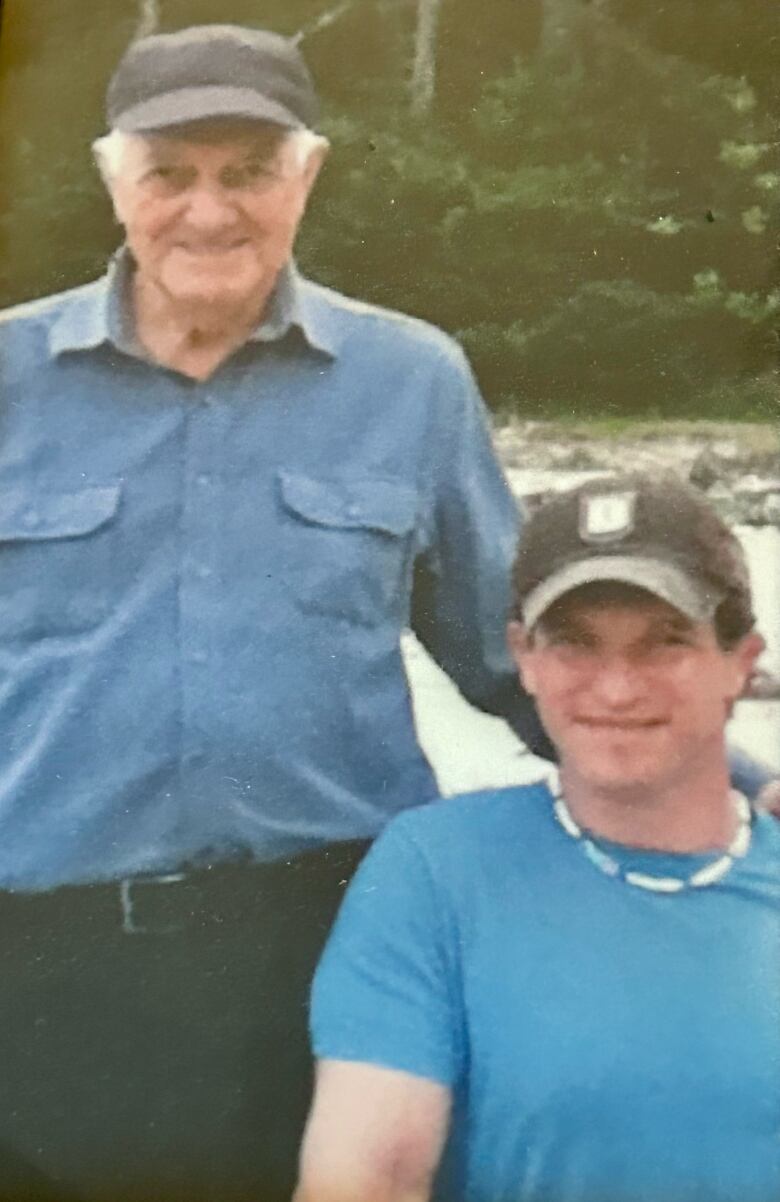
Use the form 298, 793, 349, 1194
0, 0, 777, 418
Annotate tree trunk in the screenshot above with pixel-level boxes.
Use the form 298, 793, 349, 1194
410, 0, 442, 115
134, 0, 160, 40
539, 0, 587, 57
294, 2, 354, 46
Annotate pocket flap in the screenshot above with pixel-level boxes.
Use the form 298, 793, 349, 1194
279, 471, 416, 537
0, 486, 121, 541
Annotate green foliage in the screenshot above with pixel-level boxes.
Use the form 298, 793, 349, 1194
298, 18, 777, 418
1, 0, 776, 419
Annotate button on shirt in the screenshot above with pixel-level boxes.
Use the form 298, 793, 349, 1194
0, 254, 539, 890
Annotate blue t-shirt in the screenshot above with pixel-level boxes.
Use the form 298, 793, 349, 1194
311, 782, 780, 1202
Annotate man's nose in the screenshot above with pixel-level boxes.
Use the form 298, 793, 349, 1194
183, 183, 237, 228
591, 656, 645, 707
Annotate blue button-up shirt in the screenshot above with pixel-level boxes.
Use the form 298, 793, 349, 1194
0, 255, 545, 890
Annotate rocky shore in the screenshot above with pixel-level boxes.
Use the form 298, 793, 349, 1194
494, 420, 780, 526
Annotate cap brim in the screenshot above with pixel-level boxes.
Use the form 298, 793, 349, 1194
521, 555, 722, 630
113, 85, 305, 133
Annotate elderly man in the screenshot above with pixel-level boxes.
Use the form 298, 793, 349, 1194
0, 23, 555, 1202
299, 473, 780, 1202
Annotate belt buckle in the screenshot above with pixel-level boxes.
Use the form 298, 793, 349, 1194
119, 873, 187, 935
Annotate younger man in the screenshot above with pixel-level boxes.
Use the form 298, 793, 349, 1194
296, 473, 780, 1202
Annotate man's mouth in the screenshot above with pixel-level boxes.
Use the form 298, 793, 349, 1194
175, 239, 251, 255
574, 717, 666, 730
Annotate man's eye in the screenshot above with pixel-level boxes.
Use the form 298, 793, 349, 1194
246, 160, 277, 180
641, 633, 694, 658
659, 631, 693, 647
221, 161, 278, 188
550, 634, 592, 651
145, 166, 191, 191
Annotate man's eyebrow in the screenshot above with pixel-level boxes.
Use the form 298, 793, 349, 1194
538, 612, 592, 640
241, 142, 284, 162
138, 147, 183, 167
647, 612, 697, 635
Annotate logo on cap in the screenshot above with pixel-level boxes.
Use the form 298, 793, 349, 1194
578, 491, 636, 543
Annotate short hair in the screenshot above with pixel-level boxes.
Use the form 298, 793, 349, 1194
523, 579, 754, 652
92, 123, 327, 183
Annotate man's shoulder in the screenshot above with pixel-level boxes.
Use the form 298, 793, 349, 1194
345, 782, 557, 923
387, 780, 554, 859
0, 278, 106, 340
752, 809, 780, 865
298, 277, 469, 369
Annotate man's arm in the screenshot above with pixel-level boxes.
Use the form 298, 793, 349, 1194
411, 343, 554, 758
305, 821, 464, 1200
294, 1060, 451, 1202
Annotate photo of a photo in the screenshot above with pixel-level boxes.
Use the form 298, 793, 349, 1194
0, 3, 777, 1200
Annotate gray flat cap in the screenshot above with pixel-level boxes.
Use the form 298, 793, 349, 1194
107, 24, 320, 133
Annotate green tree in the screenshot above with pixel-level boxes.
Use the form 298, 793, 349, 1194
299, 5, 777, 417
0, 0, 776, 419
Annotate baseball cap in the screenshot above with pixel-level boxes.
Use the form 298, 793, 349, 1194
106, 25, 320, 134
513, 472, 753, 630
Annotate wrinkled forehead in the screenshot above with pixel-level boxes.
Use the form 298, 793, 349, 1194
115, 120, 289, 170
147, 117, 289, 149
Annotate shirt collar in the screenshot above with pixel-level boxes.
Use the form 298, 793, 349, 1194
247, 262, 339, 358
47, 268, 116, 357
48, 249, 340, 361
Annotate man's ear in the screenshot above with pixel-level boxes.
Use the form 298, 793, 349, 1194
301, 137, 329, 195
102, 172, 127, 226
92, 137, 129, 225
507, 620, 537, 695
731, 631, 766, 702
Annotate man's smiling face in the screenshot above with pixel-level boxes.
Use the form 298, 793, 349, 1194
106, 123, 323, 315
510, 585, 760, 797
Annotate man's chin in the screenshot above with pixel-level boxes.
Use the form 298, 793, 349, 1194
580, 765, 660, 795
162, 278, 260, 316
562, 739, 667, 795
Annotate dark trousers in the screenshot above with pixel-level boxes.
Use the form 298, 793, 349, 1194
0, 842, 369, 1202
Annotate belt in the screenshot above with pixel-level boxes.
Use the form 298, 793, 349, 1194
0, 840, 371, 939
119, 871, 189, 935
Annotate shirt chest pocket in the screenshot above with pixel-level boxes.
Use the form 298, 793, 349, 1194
0, 486, 122, 640
278, 471, 418, 627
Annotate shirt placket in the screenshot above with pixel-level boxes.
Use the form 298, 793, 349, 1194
179, 387, 224, 787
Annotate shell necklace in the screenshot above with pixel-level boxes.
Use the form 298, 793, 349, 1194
549, 771, 752, 893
